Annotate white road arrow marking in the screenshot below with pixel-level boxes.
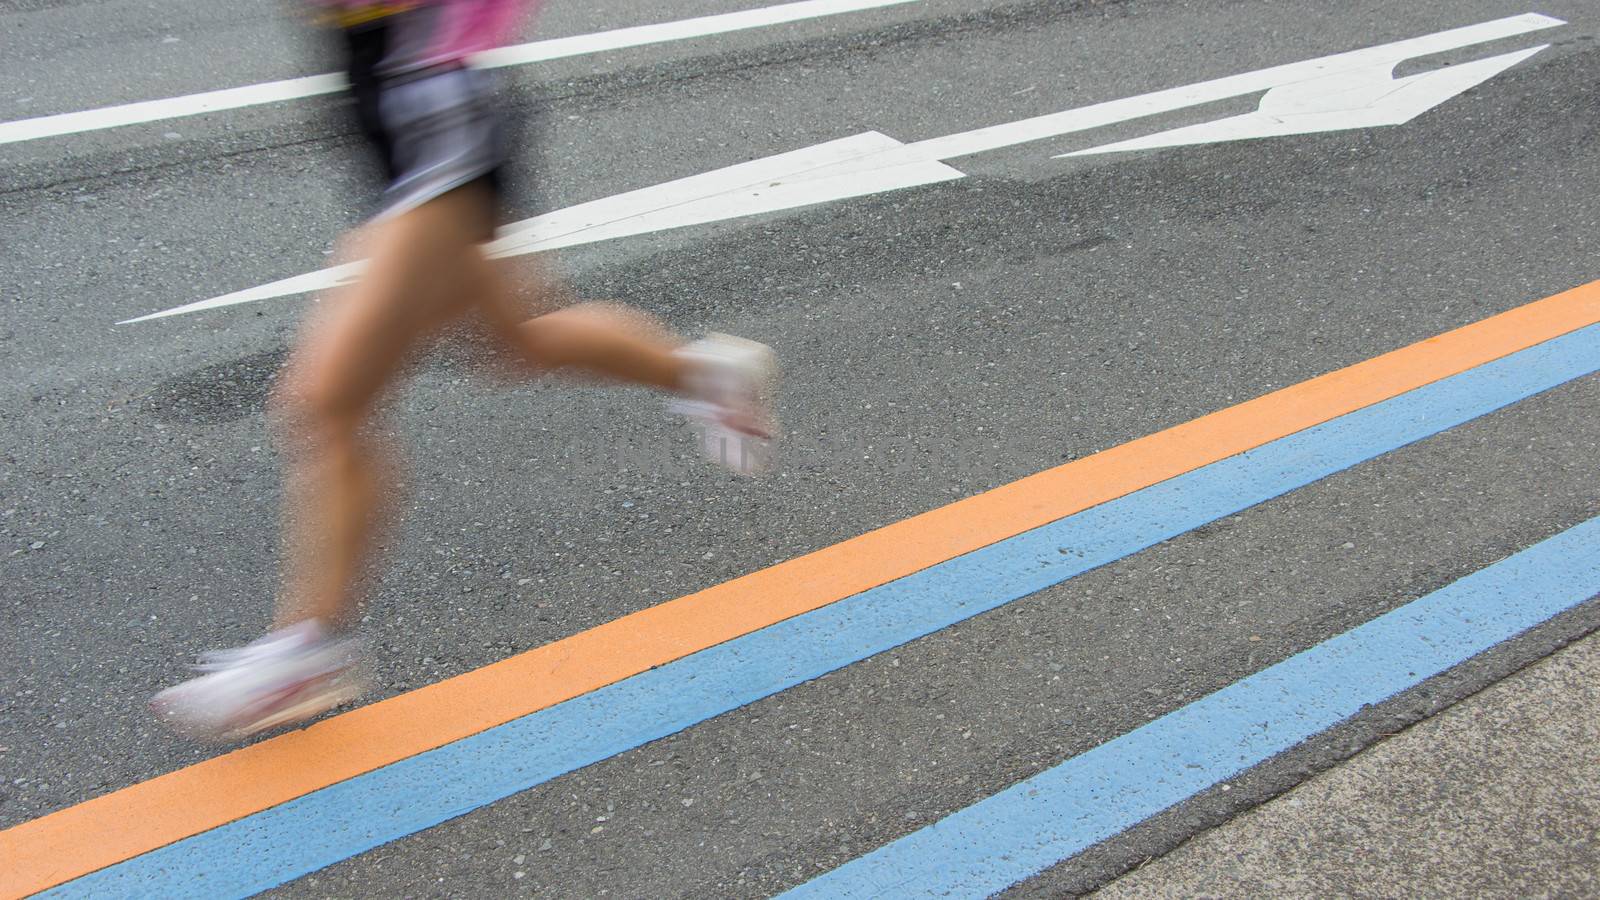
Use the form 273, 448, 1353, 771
1062, 45, 1548, 156
121, 12, 1562, 324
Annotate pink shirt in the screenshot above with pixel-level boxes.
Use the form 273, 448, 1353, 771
431, 0, 536, 61
316, 0, 541, 67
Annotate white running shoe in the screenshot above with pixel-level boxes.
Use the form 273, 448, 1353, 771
150, 620, 364, 742
671, 333, 778, 475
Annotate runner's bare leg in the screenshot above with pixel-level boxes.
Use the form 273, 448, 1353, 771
272, 186, 697, 630
274, 186, 499, 629
472, 258, 687, 390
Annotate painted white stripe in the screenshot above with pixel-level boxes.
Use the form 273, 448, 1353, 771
118, 11, 1563, 324
0, 0, 921, 146
0, 74, 347, 147
472, 0, 919, 69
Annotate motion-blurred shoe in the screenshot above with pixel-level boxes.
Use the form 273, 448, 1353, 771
672, 333, 778, 474
150, 620, 363, 742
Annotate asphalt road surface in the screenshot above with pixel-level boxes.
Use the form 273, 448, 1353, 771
3, 0, 1598, 896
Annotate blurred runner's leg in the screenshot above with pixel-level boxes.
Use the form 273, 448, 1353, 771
151, 1, 778, 741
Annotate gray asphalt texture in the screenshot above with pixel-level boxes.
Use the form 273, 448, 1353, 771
3, 0, 1598, 895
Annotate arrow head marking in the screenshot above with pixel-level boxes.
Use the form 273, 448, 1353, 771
1062, 44, 1548, 157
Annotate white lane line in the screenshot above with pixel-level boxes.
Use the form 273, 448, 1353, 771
120, 11, 1562, 324
0, 0, 920, 146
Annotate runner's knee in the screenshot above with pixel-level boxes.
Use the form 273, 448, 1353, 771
271, 363, 367, 451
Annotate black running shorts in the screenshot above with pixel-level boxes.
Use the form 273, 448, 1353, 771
339, 7, 510, 226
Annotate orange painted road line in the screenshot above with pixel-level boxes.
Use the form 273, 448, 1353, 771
7, 278, 1600, 898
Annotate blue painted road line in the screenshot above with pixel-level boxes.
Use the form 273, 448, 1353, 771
47, 323, 1600, 898
781, 515, 1600, 899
